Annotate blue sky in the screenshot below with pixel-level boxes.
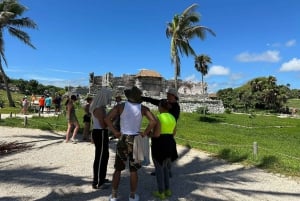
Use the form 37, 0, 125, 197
4, 0, 300, 93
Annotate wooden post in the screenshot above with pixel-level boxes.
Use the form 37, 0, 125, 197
253, 142, 258, 158
0, 113, 1, 120
10, 112, 13, 118
24, 116, 28, 126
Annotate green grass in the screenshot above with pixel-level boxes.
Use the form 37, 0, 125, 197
0, 89, 300, 178
286, 98, 300, 109
175, 113, 300, 177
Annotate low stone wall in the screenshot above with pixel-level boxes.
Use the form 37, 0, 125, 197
143, 96, 225, 114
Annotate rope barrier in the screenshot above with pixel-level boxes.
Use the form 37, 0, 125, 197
175, 136, 300, 161
1, 112, 299, 162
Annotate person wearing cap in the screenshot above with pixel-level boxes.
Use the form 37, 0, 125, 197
142, 88, 180, 177
142, 88, 180, 121
89, 88, 112, 190
105, 86, 157, 201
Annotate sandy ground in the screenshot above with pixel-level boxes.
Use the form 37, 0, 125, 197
0, 126, 300, 201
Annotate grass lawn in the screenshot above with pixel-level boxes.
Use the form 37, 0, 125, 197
1, 89, 300, 178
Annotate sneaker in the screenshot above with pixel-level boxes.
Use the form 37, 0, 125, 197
164, 189, 172, 197
109, 194, 118, 201
152, 191, 166, 200
129, 194, 139, 201
71, 138, 78, 144
104, 178, 111, 183
98, 183, 109, 189
150, 171, 156, 176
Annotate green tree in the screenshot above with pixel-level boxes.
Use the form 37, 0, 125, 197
194, 54, 212, 94
166, 3, 215, 89
0, 0, 37, 107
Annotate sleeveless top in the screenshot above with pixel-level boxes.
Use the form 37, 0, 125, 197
120, 102, 142, 135
91, 107, 104, 129
158, 113, 176, 134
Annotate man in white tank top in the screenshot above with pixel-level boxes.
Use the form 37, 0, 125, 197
105, 86, 157, 201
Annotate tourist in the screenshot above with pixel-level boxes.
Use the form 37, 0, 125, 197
82, 96, 93, 141
104, 86, 157, 201
151, 99, 178, 200
65, 95, 80, 143
142, 88, 180, 121
39, 95, 45, 113
54, 93, 62, 114
45, 94, 52, 113
89, 88, 112, 189
21, 96, 29, 115
142, 88, 180, 176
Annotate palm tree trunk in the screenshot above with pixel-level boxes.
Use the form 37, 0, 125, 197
201, 74, 204, 95
0, 61, 15, 107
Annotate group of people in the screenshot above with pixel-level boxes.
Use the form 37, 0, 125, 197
38, 94, 62, 114
84, 86, 180, 201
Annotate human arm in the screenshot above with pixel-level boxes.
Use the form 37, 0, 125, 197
140, 106, 157, 137
104, 104, 122, 138
141, 96, 160, 106
66, 103, 72, 119
92, 106, 107, 128
172, 125, 177, 137
169, 102, 180, 121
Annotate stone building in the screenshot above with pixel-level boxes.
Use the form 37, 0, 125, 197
88, 69, 224, 114
89, 69, 207, 97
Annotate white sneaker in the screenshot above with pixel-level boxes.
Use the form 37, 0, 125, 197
129, 194, 139, 201
109, 194, 118, 201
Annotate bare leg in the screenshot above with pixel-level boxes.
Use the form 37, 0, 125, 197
111, 170, 121, 198
71, 121, 79, 140
130, 171, 138, 198
66, 122, 72, 142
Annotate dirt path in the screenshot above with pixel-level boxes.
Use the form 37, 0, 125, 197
0, 126, 299, 201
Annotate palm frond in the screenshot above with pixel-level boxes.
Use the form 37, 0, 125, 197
8, 26, 35, 48
8, 17, 38, 29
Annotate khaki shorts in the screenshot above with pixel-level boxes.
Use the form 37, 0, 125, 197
114, 135, 141, 172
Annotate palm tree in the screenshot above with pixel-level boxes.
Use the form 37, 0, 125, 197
166, 3, 215, 90
194, 54, 211, 94
0, 0, 37, 107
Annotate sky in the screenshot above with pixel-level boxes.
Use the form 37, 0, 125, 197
3, 0, 300, 93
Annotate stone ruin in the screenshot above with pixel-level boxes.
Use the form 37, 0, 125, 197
89, 70, 224, 114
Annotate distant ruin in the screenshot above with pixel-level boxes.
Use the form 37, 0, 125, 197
89, 70, 224, 114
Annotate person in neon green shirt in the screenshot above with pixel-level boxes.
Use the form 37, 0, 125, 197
151, 99, 178, 200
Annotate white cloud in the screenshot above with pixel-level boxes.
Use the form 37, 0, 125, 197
236, 50, 280, 62
230, 73, 244, 81
279, 58, 300, 72
207, 65, 230, 77
184, 74, 199, 82
46, 68, 86, 74
285, 39, 296, 47
266, 43, 280, 47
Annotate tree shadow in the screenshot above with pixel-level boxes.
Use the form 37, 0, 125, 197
257, 155, 279, 169
217, 148, 249, 163
1, 129, 299, 201
198, 116, 224, 123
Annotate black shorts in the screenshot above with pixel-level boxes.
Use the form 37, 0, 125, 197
83, 114, 91, 123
